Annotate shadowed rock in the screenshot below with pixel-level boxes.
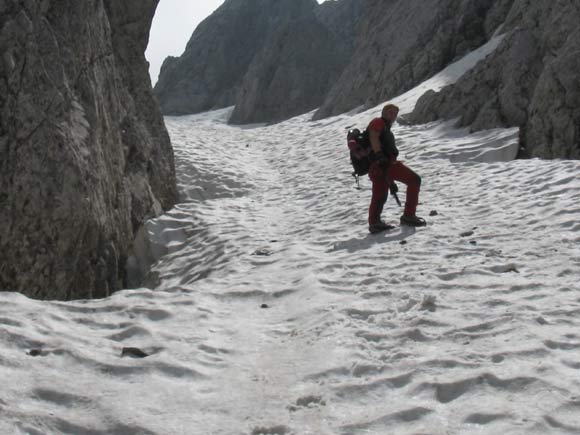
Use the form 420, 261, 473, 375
154, 0, 363, 124
313, 0, 513, 120
408, 0, 580, 159
0, 0, 177, 299
228, 14, 348, 125
154, 0, 319, 116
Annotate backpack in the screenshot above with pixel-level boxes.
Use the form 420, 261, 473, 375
347, 128, 371, 186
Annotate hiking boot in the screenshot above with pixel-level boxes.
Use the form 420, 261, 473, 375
400, 214, 427, 227
369, 221, 395, 234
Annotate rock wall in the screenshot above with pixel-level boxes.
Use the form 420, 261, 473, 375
229, 0, 362, 124
314, 0, 363, 54
156, 0, 578, 158
228, 15, 347, 125
410, 0, 580, 159
154, 0, 319, 116
313, 0, 515, 120
0, 0, 177, 299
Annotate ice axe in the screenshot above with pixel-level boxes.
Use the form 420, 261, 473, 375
390, 182, 402, 207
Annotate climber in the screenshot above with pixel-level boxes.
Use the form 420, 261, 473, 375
367, 103, 426, 233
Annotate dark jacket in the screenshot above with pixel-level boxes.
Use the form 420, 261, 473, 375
367, 117, 399, 161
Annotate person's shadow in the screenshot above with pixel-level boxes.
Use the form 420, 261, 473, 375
329, 225, 416, 253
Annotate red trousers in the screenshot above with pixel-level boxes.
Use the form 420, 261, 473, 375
368, 161, 421, 224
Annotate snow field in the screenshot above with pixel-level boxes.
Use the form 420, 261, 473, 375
1, 36, 580, 435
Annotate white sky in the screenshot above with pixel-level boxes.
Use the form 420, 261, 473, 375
146, 0, 327, 86
146, 0, 225, 85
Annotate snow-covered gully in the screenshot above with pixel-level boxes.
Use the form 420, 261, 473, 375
2, 43, 580, 435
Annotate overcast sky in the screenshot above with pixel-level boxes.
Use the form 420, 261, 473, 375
146, 0, 225, 85
146, 0, 326, 86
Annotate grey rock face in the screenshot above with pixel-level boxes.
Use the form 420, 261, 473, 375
314, 0, 363, 54
410, 0, 580, 158
154, 0, 318, 116
0, 0, 177, 299
314, 0, 514, 120
228, 0, 363, 124
228, 15, 348, 125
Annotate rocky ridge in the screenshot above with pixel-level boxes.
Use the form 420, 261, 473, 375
313, 0, 515, 119
229, 0, 363, 124
154, 0, 578, 158
409, 0, 580, 158
0, 0, 177, 299
154, 0, 320, 117
228, 13, 347, 124
155, 0, 363, 124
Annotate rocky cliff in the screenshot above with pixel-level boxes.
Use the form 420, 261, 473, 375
314, 0, 578, 159
229, 0, 362, 124
409, 0, 580, 159
156, 0, 578, 158
0, 0, 177, 299
314, 0, 362, 54
313, 0, 514, 120
154, 0, 363, 124
228, 14, 347, 125
154, 0, 320, 116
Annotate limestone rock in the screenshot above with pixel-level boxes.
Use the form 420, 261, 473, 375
0, 0, 177, 299
152, 0, 578, 158
409, 0, 580, 159
154, 0, 318, 116
228, 0, 362, 124
228, 14, 347, 125
314, 0, 363, 54
313, 0, 514, 120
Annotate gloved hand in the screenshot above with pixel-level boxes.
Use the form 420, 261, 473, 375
389, 182, 399, 195
374, 151, 389, 168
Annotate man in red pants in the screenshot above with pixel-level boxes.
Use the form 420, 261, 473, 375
367, 103, 426, 233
